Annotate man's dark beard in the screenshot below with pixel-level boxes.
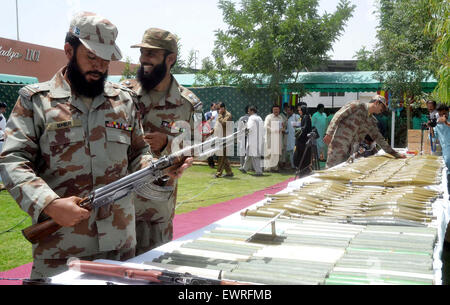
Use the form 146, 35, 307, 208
66, 56, 108, 98
137, 60, 167, 92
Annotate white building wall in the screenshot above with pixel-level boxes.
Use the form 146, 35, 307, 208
300, 91, 378, 108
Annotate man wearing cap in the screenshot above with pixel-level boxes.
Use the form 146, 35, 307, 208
0, 102, 7, 153
0, 12, 192, 278
121, 28, 202, 254
323, 95, 406, 168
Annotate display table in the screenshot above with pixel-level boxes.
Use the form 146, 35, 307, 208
51, 153, 449, 285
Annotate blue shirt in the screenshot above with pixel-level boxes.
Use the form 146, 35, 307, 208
434, 119, 450, 168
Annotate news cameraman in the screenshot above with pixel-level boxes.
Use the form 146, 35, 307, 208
434, 103, 450, 253
424, 100, 440, 153
293, 105, 313, 175
434, 104, 450, 194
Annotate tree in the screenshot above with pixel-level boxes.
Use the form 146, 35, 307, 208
213, 0, 355, 99
120, 56, 138, 81
185, 49, 198, 72
425, 0, 449, 104
195, 48, 236, 86
353, 0, 437, 146
172, 39, 188, 74
371, 0, 435, 137
353, 46, 381, 71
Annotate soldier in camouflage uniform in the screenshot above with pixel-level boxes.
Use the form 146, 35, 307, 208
122, 28, 202, 254
0, 13, 163, 279
323, 95, 406, 169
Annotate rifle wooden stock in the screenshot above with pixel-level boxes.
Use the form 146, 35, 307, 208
22, 218, 62, 244
68, 260, 248, 285
22, 197, 90, 244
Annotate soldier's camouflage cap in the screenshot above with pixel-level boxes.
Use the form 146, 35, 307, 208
131, 28, 178, 53
69, 11, 122, 61
371, 94, 388, 108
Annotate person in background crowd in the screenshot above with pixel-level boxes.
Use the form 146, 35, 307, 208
293, 104, 312, 175
241, 105, 264, 176
412, 107, 429, 130
205, 103, 218, 168
279, 103, 289, 169
237, 105, 250, 171
323, 95, 406, 169
434, 104, 450, 194
264, 104, 286, 172
311, 103, 328, 161
212, 102, 234, 178
426, 100, 440, 153
434, 103, 450, 248
427, 100, 439, 121
285, 105, 301, 169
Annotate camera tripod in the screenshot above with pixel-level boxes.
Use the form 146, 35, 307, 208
420, 123, 435, 155
295, 132, 320, 179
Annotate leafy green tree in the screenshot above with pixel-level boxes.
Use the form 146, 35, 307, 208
425, 0, 449, 104
172, 39, 188, 74
120, 56, 138, 81
371, 0, 435, 132
212, 0, 355, 99
195, 48, 236, 86
353, 46, 381, 71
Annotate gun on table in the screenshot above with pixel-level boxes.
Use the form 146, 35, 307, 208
67, 259, 248, 285
22, 130, 241, 244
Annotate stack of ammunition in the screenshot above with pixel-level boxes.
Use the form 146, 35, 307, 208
317, 154, 442, 186
326, 225, 437, 285
148, 222, 438, 285
151, 222, 364, 284
241, 181, 439, 225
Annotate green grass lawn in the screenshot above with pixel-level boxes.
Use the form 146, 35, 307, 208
0, 192, 33, 271
0, 164, 293, 271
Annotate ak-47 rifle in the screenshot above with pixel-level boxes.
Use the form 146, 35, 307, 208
22, 130, 240, 244
68, 259, 247, 285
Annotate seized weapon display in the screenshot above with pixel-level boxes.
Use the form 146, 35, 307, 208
241, 180, 440, 225
67, 259, 247, 285
316, 154, 442, 186
150, 222, 437, 285
22, 130, 242, 244
326, 225, 437, 285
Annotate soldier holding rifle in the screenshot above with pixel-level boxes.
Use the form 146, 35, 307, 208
0, 12, 192, 278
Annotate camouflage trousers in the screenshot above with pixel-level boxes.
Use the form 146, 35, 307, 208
216, 149, 233, 176
326, 138, 352, 169
134, 186, 176, 255
30, 248, 135, 279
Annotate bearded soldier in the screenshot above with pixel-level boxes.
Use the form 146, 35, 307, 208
0, 13, 192, 278
122, 28, 202, 254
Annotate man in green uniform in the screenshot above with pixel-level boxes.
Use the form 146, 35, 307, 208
122, 28, 202, 254
323, 95, 405, 168
0, 12, 158, 278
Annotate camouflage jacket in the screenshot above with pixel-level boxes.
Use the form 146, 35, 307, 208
214, 110, 233, 135
0, 67, 152, 260
326, 100, 400, 156
122, 76, 202, 158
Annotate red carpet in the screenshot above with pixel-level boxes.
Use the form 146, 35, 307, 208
173, 177, 295, 239
0, 177, 294, 285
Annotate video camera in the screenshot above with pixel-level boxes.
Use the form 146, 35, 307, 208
307, 127, 320, 140
421, 115, 437, 130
